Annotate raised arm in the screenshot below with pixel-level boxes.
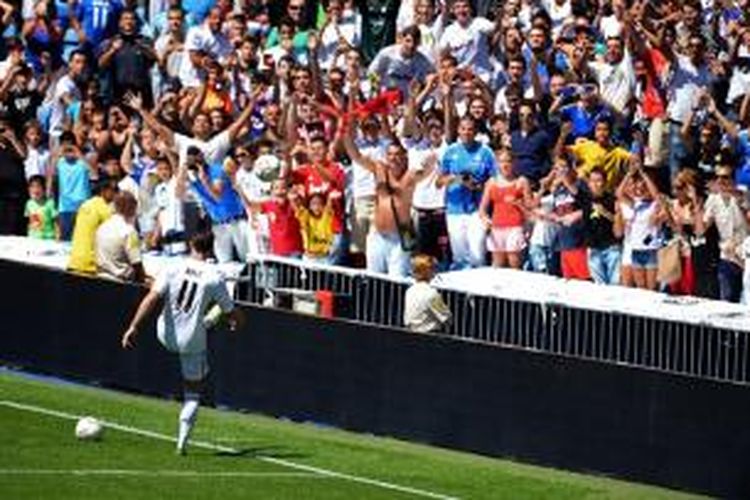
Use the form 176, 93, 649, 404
120, 124, 138, 175
343, 115, 378, 173
225, 87, 262, 142
125, 92, 174, 146
708, 95, 739, 138
741, 90, 750, 125
186, 83, 208, 120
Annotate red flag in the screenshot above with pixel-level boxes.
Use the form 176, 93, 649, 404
353, 89, 402, 118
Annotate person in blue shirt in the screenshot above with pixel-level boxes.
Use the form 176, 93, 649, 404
511, 100, 552, 186
76, 0, 123, 51
48, 132, 93, 240
183, 147, 249, 263
711, 97, 750, 189
558, 83, 614, 143
438, 116, 497, 269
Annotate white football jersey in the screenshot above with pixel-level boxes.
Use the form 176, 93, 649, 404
154, 259, 234, 354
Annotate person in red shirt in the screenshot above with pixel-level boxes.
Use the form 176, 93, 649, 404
478, 150, 532, 269
259, 179, 303, 258
290, 135, 347, 263
631, 23, 670, 172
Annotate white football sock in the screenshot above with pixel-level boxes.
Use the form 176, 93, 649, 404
177, 393, 200, 454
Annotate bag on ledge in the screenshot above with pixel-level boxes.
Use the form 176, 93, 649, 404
657, 239, 682, 284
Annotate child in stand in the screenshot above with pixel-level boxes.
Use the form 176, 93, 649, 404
25, 175, 58, 240
22, 120, 50, 180
292, 190, 340, 264
258, 179, 303, 258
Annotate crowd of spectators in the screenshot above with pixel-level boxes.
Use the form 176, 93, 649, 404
1, 0, 750, 302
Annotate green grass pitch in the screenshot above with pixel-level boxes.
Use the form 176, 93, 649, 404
0, 369, 701, 500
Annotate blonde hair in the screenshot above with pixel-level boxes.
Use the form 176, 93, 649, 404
411, 254, 436, 282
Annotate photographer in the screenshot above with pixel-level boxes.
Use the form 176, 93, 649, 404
177, 146, 249, 263
437, 116, 497, 270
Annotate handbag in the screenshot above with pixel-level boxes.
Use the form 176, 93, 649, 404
657, 238, 682, 284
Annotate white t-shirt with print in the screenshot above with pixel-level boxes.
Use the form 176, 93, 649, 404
438, 18, 495, 79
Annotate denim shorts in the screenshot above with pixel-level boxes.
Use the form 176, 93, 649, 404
631, 249, 658, 269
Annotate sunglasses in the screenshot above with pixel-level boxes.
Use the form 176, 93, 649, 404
716, 174, 731, 180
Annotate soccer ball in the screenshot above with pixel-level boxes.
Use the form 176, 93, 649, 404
253, 154, 282, 182
75, 417, 104, 440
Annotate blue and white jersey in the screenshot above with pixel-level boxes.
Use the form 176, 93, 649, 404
77, 0, 123, 48
439, 141, 497, 215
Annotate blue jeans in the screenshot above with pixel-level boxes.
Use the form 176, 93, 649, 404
527, 244, 559, 276
718, 260, 743, 303
588, 245, 622, 285
59, 211, 77, 241
328, 232, 348, 266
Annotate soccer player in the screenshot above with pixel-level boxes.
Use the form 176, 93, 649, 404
120, 232, 243, 454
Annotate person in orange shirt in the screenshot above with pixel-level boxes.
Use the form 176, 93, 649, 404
478, 149, 532, 269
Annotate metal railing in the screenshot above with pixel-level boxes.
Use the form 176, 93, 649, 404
237, 256, 750, 386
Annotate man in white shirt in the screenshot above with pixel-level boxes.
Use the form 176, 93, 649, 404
122, 232, 243, 455
438, 0, 495, 82
96, 191, 147, 282
125, 90, 257, 167
589, 35, 635, 116
368, 25, 435, 99
403, 114, 448, 266
665, 33, 713, 176
151, 155, 187, 255
704, 165, 748, 303
348, 116, 389, 257
49, 50, 87, 143
404, 254, 451, 333
178, 7, 232, 88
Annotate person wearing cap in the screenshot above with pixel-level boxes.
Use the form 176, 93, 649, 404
557, 82, 615, 143
703, 165, 748, 303
403, 253, 451, 333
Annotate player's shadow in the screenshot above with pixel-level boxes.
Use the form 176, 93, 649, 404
214, 444, 309, 460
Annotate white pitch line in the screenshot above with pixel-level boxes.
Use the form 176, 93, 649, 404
0, 469, 320, 478
0, 400, 459, 500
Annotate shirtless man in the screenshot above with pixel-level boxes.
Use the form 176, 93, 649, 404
344, 116, 436, 277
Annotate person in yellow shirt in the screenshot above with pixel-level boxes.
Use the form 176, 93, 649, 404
67, 179, 118, 274
292, 189, 340, 264
567, 118, 631, 192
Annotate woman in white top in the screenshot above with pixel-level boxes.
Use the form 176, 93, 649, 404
614, 164, 667, 290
